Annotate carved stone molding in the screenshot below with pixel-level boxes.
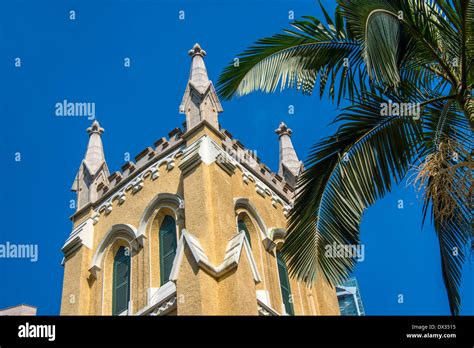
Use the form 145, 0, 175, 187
92, 147, 184, 225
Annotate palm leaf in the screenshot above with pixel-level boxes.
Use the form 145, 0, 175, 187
281, 92, 423, 286
413, 98, 472, 315
216, 4, 366, 104
340, 0, 459, 87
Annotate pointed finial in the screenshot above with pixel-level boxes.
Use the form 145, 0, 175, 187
83, 119, 106, 174
188, 43, 207, 58
72, 119, 109, 209
87, 120, 104, 135
275, 122, 292, 137
181, 43, 223, 132
276, 121, 301, 186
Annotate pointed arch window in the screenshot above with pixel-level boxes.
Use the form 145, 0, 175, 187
237, 218, 251, 247
112, 246, 130, 315
277, 251, 294, 315
159, 215, 178, 285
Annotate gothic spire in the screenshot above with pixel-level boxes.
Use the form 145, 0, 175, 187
180, 43, 223, 131
187, 43, 209, 93
72, 120, 110, 210
275, 122, 302, 187
84, 120, 106, 175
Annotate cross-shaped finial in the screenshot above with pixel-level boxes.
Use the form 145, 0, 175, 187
188, 43, 207, 58
87, 120, 104, 135
275, 122, 292, 137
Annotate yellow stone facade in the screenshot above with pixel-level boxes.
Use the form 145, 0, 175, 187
60, 44, 340, 316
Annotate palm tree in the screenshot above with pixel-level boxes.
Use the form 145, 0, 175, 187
216, 0, 473, 315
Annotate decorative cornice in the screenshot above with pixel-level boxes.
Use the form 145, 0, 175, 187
71, 126, 293, 223
181, 134, 292, 212
215, 153, 236, 176
70, 138, 185, 221
220, 130, 297, 202
178, 137, 206, 175
221, 143, 293, 206
91, 147, 184, 225
62, 218, 94, 257
238, 164, 292, 212
181, 119, 225, 142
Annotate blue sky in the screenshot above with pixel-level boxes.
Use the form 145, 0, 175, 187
0, 0, 472, 315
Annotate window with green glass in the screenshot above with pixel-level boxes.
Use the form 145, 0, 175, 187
159, 215, 178, 285
277, 251, 294, 315
237, 218, 251, 247
112, 246, 130, 315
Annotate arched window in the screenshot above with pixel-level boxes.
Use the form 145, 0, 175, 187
237, 218, 252, 247
277, 251, 294, 315
112, 246, 130, 315
159, 215, 178, 285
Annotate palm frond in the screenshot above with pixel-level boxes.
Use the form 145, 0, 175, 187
412, 100, 473, 314
216, 4, 366, 104
340, 0, 459, 87
364, 9, 401, 85
281, 92, 423, 285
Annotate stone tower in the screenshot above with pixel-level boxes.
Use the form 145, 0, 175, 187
60, 44, 340, 316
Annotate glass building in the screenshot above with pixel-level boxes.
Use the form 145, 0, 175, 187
336, 278, 365, 316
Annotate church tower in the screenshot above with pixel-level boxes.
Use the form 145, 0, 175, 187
60, 44, 340, 316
